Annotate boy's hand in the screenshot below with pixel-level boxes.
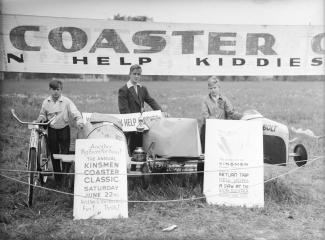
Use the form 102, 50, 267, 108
77, 122, 84, 129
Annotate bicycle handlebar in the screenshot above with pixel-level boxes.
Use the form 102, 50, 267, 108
11, 109, 56, 126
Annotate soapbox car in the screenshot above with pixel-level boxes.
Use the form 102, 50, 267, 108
55, 110, 308, 182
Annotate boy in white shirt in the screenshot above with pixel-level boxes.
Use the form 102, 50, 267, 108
36, 80, 84, 185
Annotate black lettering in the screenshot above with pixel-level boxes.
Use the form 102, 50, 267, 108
9, 26, 40, 51
97, 57, 110, 65
277, 58, 281, 67
257, 58, 269, 66
120, 57, 131, 65
133, 31, 166, 53
139, 57, 151, 65
49, 27, 87, 52
218, 58, 223, 66
246, 33, 277, 55
208, 32, 236, 55
172, 31, 204, 54
290, 58, 300, 67
311, 33, 325, 54
233, 58, 245, 66
73, 56, 88, 64
196, 57, 210, 66
311, 57, 323, 66
90, 29, 129, 53
7, 53, 24, 63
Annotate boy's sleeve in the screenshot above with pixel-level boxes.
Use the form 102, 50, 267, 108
224, 97, 242, 120
118, 87, 130, 113
68, 99, 83, 124
201, 99, 210, 123
143, 87, 161, 111
37, 100, 47, 122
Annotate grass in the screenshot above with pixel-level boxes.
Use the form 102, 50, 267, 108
0, 78, 324, 239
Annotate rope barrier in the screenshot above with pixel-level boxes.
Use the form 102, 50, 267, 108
0, 157, 319, 176
0, 155, 323, 203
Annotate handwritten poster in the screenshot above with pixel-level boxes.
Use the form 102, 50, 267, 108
203, 120, 264, 208
73, 138, 128, 219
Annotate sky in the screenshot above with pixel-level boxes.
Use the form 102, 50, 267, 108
1, 0, 324, 25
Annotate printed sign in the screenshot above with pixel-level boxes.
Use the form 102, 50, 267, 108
1, 14, 324, 75
73, 138, 128, 219
82, 111, 162, 132
203, 120, 264, 208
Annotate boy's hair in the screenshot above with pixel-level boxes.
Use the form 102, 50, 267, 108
129, 64, 142, 74
49, 80, 63, 90
207, 76, 220, 87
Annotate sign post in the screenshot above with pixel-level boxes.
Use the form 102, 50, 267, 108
203, 120, 264, 208
73, 138, 128, 219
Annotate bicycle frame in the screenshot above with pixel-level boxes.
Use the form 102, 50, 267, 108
11, 109, 55, 206
28, 125, 39, 149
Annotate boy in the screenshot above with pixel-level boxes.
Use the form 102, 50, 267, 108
36, 80, 84, 185
200, 76, 242, 153
118, 64, 162, 154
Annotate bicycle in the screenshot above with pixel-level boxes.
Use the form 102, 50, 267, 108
11, 109, 55, 207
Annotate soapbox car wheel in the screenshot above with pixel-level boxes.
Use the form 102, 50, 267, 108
293, 144, 307, 167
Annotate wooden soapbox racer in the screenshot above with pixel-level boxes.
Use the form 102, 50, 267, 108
53, 109, 308, 186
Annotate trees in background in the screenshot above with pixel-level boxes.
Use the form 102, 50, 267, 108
113, 14, 153, 22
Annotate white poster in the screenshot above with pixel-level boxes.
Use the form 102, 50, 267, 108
1, 14, 324, 75
203, 120, 264, 208
73, 138, 128, 219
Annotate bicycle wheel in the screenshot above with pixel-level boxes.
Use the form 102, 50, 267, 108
27, 148, 37, 207
38, 135, 50, 184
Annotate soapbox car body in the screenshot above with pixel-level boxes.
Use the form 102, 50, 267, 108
72, 110, 308, 176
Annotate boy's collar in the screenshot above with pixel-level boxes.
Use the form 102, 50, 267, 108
127, 80, 141, 88
48, 95, 63, 102
209, 93, 223, 101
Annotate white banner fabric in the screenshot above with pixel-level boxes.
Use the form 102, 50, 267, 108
1, 14, 324, 75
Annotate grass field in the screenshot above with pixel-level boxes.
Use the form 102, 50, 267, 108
0, 79, 324, 240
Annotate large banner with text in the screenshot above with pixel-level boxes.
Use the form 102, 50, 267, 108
203, 120, 264, 208
1, 14, 324, 75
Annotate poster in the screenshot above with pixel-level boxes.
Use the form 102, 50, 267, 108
73, 138, 128, 219
203, 120, 264, 208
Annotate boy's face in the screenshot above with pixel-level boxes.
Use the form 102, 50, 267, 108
208, 83, 220, 97
50, 87, 62, 101
130, 68, 142, 85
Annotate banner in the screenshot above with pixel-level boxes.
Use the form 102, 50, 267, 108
1, 14, 324, 75
203, 120, 264, 208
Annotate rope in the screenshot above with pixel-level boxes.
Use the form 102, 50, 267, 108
0, 155, 323, 203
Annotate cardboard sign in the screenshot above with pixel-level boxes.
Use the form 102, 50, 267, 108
1, 14, 324, 76
82, 111, 162, 132
73, 138, 128, 219
203, 120, 264, 208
